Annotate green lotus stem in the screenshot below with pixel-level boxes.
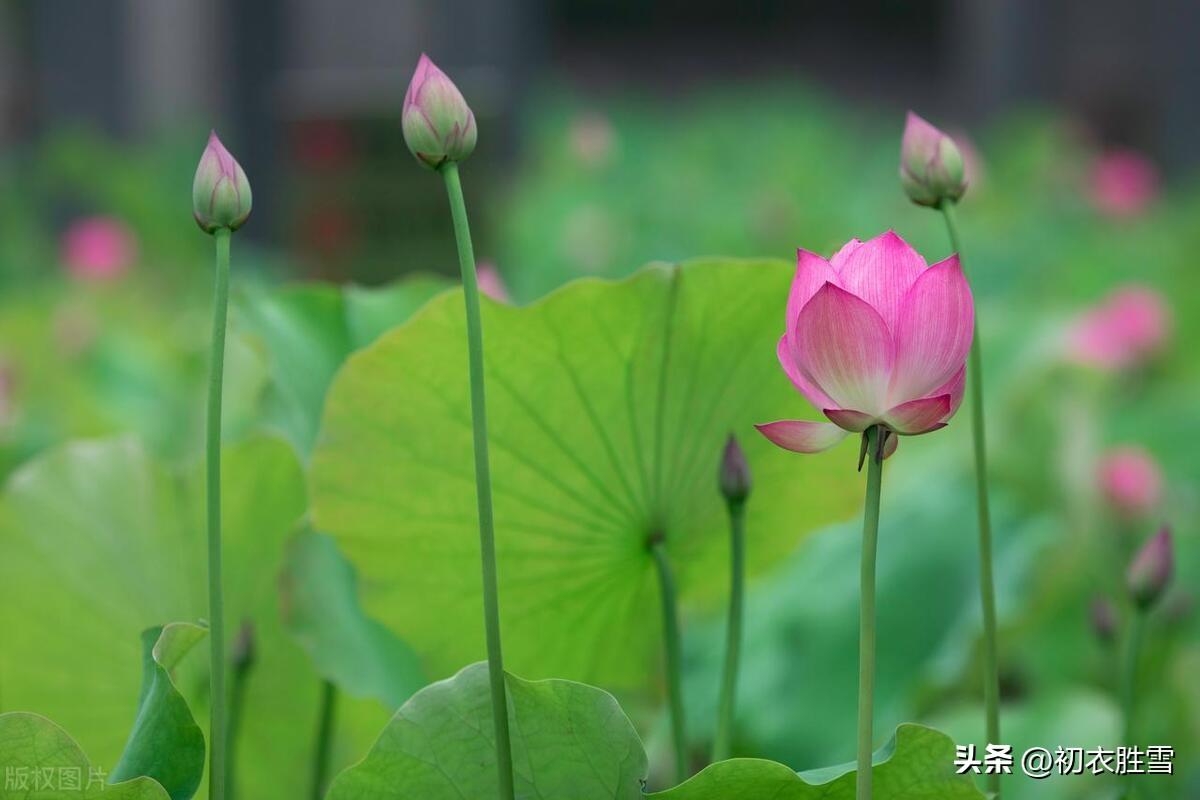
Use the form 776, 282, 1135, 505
311, 680, 338, 800
940, 199, 1002, 799
206, 227, 231, 800
1120, 610, 1145, 799
856, 426, 884, 800
713, 498, 746, 762
225, 632, 254, 800
651, 538, 688, 784
439, 161, 516, 800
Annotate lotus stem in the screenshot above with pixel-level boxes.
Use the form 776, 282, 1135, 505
940, 199, 1002, 799
713, 498, 746, 762
225, 621, 255, 800
206, 226, 231, 800
1120, 610, 1146, 799
311, 680, 338, 800
650, 537, 688, 784
856, 426, 884, 800
439, 161, 516, 800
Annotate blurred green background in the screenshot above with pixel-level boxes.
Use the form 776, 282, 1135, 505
0, 2, 1197, 798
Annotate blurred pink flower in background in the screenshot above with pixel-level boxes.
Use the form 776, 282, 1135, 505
568, 111, 617, 168
476, 262, 511, 303
1065, 285, 1170, 371
757, 231, 973, 457
1098, 446, 1163, 520
1089, 149, 1160, 218
60, 216, 137, 281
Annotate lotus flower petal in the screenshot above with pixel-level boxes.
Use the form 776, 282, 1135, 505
931, 365, 966, 417
836, 231, 926, 332
776, 335, 835, 410
792, 283, 894, 415
755, 420, 848, 453
829, 238, 863, 271
823, 408, 876, 432
786, 249, 842, 332
890, 255, 974, 403
884, 394, 953, 434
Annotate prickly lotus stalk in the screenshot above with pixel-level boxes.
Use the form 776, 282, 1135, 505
402, 54, 478, 170
192, 131, 252, 233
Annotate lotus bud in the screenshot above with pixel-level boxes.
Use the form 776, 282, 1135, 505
1089, 597, 1117, 644
192, 131, 252, 234
718, 435, 752, 504
231, 619, 256, 671
1127, 526, 1173, 611
402, 54, 477, 170
900, 111, 967, 207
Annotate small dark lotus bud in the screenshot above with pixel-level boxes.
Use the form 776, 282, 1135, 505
1089, 597, 1117, 644
231, 619, 256, 671
718, 435, 752, 503
1126, 526, 1173, 611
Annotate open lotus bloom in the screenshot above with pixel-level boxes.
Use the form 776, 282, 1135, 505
757, 231, 974, 457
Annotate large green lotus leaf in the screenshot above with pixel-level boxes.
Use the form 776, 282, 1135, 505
235, 275, 452, 455
0, 436, 390, 800
0, 713, 170, 799
279, 528, 426, 708
110, 624, 207, 800
311, 259, 861, 688
647, 724, 984, 799
326, 662, 648, 799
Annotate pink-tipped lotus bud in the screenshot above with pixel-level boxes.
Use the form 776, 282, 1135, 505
192, 131, 252, 234
402, 54, 477, 170
1098, 446, 1163, 520
1089, 597, 1117, 644
900, 111, 967, 207
1127, 527, 1173, 610
718, 435, 752, 504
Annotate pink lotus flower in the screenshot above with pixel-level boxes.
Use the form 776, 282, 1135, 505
1098, 446, 1163, 519
61, 216, 137, 281
1090, 149, 1159, 219
1066, 285, 1169, 371
757, 232, 973, 457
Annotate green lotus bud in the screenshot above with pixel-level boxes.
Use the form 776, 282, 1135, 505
900, 111, 967, 207
402, 54, 477, 170
192, 131, 252, 234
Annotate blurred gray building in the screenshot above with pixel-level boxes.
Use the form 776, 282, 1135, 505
0, 0, 1195, 267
